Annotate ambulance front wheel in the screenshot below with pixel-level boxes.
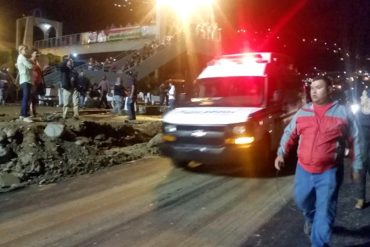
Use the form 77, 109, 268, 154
171, 158, 189, 168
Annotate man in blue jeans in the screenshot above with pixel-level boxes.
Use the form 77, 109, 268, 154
275, 76, 363, 247
16, 44, 34, 123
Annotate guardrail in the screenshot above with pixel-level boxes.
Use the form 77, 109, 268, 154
34, 25, 157, 49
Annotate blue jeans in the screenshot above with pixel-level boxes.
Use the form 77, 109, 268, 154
112, 95, 123, 114
169, 99, 175, 109
355, 139, 370, 200
20, 83, 31, 117
126, 97, 136, 120
294, 164, 343, 247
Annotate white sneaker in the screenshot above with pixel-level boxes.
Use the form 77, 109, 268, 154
22, 117, 33, 123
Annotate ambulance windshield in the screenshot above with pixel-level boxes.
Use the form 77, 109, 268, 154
192, 76, 265, 107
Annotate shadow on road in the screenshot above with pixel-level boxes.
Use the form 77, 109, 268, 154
180, 154, 297, 179
334, 225, 370, 238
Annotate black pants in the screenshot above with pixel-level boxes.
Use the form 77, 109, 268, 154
99, 91, 109, 108
354, 140, 370, 200
127, 97, 136, 120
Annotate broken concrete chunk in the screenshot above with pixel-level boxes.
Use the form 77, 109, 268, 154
0, 145, 13, 164
147, 133, 163, 148
0, 145, 8, 157
75, 137, 90, 146
0, 131, 6, 142
94, 134, 105, 141
0, 173, 20, 187
3, 128, 16, 139
44, 123, 65, 139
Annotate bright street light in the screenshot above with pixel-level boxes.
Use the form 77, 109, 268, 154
156, 0, 214, 22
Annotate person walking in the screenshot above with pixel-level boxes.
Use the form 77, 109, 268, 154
16, 44, 34, 122
274, 75, 363, 247
353, 89, 370, 209
97, 75, 110, 109
61, 59, 79, 119
126, 71, 137, 120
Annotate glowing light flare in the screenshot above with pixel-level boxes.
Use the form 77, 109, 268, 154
157, 0, 214, 22
225, 136, 255, 145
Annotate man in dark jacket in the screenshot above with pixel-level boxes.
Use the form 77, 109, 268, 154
126, 71, 137, 120
61, 59, 79, 119
275, 76, 363, 247
76, 71, 90, 108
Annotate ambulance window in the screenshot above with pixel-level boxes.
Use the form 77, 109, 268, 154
194, 76, 265, 106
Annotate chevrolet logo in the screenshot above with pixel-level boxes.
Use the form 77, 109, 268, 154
191, 130, 207, 137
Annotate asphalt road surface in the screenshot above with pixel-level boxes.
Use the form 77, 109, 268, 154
0, 156, 294, 247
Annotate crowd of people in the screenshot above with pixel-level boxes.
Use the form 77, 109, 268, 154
10, 46, 141, 122
85, 37, 174, 75
195, 21, 220, 41
58, 56, 139, 120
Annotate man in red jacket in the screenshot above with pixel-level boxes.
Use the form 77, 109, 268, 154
275, 76, 363, 247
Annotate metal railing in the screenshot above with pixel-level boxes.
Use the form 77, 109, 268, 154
34, 25, 157, 49
34, 33, 82, 49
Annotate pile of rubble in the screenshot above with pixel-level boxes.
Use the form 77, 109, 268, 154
0, 118, 162, 190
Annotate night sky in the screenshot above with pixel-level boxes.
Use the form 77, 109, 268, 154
1, 0, 370, 72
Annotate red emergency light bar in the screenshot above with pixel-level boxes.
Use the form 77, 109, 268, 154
208, 52, 274, 66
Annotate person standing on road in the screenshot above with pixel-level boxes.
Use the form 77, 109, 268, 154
126, 71, 137, 120
0, 76, 5, 105
76, 71, 90, 108
274, 75, 363, 247
159, 81, 169, 106
112, 77, 125, 115
97, 75, 110, 109
168, 81, 176, 109
61, 59, 79, 119
29, 49, 44, 117
16, 44, 34, 123
353, 89, 370, 209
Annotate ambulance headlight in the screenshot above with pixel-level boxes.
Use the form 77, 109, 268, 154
164, 124, 177, 133
350, 104, 360, 114
232, 125, 247, 135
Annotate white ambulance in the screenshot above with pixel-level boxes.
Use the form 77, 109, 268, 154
161, 52, 302, 171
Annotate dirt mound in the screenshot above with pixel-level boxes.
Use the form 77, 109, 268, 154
0, 119, 162, 186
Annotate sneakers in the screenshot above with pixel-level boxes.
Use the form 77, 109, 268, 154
303, 221, 312, 236
355, 199, 365, 209
19, 116, 33, 123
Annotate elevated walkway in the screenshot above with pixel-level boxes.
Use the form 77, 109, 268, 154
39, 37, 155, 57
43, 35, 221, 87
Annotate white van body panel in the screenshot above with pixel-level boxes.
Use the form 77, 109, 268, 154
163, 107, 262, 125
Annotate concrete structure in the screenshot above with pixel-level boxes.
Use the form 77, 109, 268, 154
16, 16, 63, 49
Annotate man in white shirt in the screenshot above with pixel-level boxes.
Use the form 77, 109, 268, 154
16, 44, 34, 122
168, 81, 176, 109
